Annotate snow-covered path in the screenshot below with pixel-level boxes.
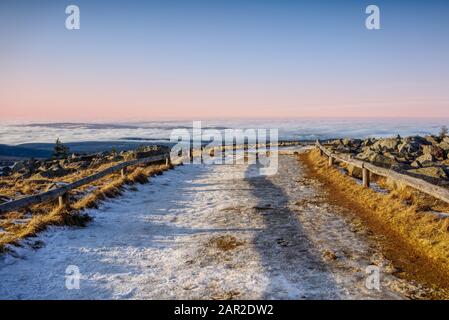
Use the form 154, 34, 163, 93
0, 154, 408, 299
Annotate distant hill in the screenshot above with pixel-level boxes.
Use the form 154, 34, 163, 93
0, 144, 51, 159
0, 141, 173, 160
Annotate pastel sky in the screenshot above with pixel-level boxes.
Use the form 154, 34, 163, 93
1, 0, 449, 121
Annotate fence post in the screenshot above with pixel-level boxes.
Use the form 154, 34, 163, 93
256, 141, 259, 162
165, 156, 170, 166
222, 142, 226, 162
58, 193, 69, 208
328, 156, 334, 167
190, 147, 193, 163
121, 167, 126, 178
200, 146, 203, 164
362, 165, 370, 188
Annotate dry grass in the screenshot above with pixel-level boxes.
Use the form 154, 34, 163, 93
0, 207, 91, 251
210, 235, 245, 251
301, 149, 449, 290
0, 162, 172, 252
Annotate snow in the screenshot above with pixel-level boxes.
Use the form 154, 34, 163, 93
0, 153, 415, 299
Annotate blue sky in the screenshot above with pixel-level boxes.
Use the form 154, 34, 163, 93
1, 0, 449, 120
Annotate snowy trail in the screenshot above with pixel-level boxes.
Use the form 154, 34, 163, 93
0, 154, 408, 299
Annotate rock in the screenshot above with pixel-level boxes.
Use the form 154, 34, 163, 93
438, 141, 449, 152
411, 160, 421, 168
89, 157, 107, 168
356, 150, 395, 167
398, 136, 429, 155
38, 163, 69, 178
347, 165, 363, 179
391, 163, 409, 172
72, 161, 89, 170
371, 154, 396, 167
371, 138, 400, 152
331, 139, 343, 146
123, 145, 169, 161
422, 145, 445, 160
1, 166, 12, 176
362, 138, 376, 147
11, 162, 25, 173
408, 167, 448, 180
425, 135, 440, 145
414, 153, 435, 167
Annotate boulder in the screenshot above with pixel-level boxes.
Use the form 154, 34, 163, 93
438, 141, 449, 152
1, 166, 11, 176
38, 163, 69, 178
347, 165, 363, 179
413, 153, 434, 167
370, 138, 400, 152
123, 145, 169, 161
362, 138, 376, 147
398, 136, 429, 155
11, 162, 25, 173
425, 135, 440, 145
422, 145, 445, 160
408, 167, 448, 180
71, 161, 90, 170
356, 150, 395, 167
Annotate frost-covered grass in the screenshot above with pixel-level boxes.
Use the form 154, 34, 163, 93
0, 163, 171, 252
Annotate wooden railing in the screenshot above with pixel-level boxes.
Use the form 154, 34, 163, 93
0, 154, 170, 214
316, 141, 449, 204
0, 141, 303, 215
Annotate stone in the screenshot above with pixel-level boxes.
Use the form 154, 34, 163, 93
38, 163, 69, 178
438, 141, 449, 152
1, 166, 12, 176
362, 138, 375, 147
408, 167, 448, 180
370, 138, 399, 152
415, 153, 435, 166
11, 162, 25, 173
425, 135, 440, 145
347, 165, 363, 179
398, 136, 429, 155
422, 145, 445, 160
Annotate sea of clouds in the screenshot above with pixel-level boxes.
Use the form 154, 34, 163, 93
0, 119, 448, 145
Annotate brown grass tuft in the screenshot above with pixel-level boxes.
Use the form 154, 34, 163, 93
210, 235, 245, 251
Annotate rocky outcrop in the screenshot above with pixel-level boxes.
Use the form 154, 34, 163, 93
327, 134, 449, 183
1, 144, 170, 179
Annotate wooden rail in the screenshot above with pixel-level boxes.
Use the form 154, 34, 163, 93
315, 141, 449, 204
0, 141, 303, 215
0, 154, 169, 214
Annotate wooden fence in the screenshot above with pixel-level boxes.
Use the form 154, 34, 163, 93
0, 141, 297, 215
315, 141, 449, 204
0, 154, 170, 214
